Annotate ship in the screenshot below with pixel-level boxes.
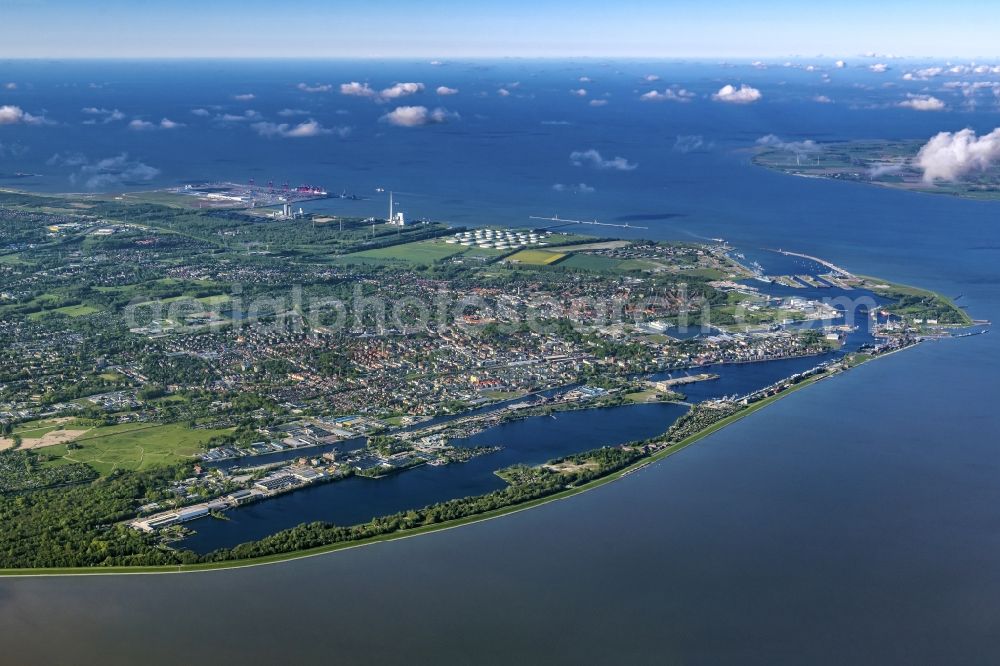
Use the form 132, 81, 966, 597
294, 185, 328, 196
750, 260, 772, 283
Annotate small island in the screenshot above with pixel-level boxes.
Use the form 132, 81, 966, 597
754, 138, 1000, 201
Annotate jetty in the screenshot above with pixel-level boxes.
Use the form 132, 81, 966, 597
771, 248, 854, 278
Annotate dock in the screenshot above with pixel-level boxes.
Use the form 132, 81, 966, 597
650, 373, 720, 391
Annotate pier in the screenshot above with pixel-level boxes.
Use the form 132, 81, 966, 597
529, 215, 649, 230
771, 248, 854, 278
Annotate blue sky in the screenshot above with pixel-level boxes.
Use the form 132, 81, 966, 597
2, 0, 1000, 58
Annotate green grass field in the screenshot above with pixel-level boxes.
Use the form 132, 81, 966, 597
857, 275, 972, 325
0, 253, 31, 266
622, 388, 663, 403
617, 258, 667, 272
51, 304, 101, 317
42, 423, 233, 475
341, 239, 502, 265
506, 249, 567, 265
344, 240, 467, 264
558, 253, 623, 272
197, 294, 231, 306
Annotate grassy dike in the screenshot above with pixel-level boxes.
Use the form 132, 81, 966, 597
0, 368, 842, 578
855, 274, 973, 326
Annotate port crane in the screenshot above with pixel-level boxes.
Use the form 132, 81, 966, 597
529, 214, 648, 230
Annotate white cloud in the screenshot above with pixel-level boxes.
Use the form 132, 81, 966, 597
217, 110, 263, 122
813, 95, 833, 103
251, 119, 347, 138
570, 88, 587, 97
569, 149, 637, 171
552, 183, 595, 193
0, 105, 51, 125
297, 83, 332, 93
125, 117, 182, 130
673, 134, 712, 153
435, 86, 458, 96
380, 106, 458, 127
497, 88, 511, 97
340, 81, 378, 98
869, 63, 889, 73
338, 81, 425, 101
380, 82, 425, 99
191, 108, 211, 117
944, 81, 1000, 98
277, 108, 309, 116
863, 52, 901, 60
640, 87, 695, 102
3, 82, 15, 90
902, 67, 943, 81
903, 63, 1000, 81
944, 81, 984, 93
834, 60, 846, 69
579, 76, 592, 83
899, 94, 946, 111
233, 93, 255, 101
916, 127, 1000, 182
756, 134, 820, 155
643, 74, 660, 82
589, 99, 608, 107
81, 107, 125, 123
868, 163, 905, 179
49, 152, 161, 190
712, 84, 762, 104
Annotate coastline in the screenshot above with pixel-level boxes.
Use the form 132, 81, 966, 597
750, 149, 1000, 204
0, 352, 868, 578
0, 184, 974, 577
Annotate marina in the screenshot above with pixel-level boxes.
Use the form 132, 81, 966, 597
179, 401, 690, 553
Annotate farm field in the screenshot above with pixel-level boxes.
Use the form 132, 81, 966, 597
29, 304, 101, 320
505, 249, 567, 265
